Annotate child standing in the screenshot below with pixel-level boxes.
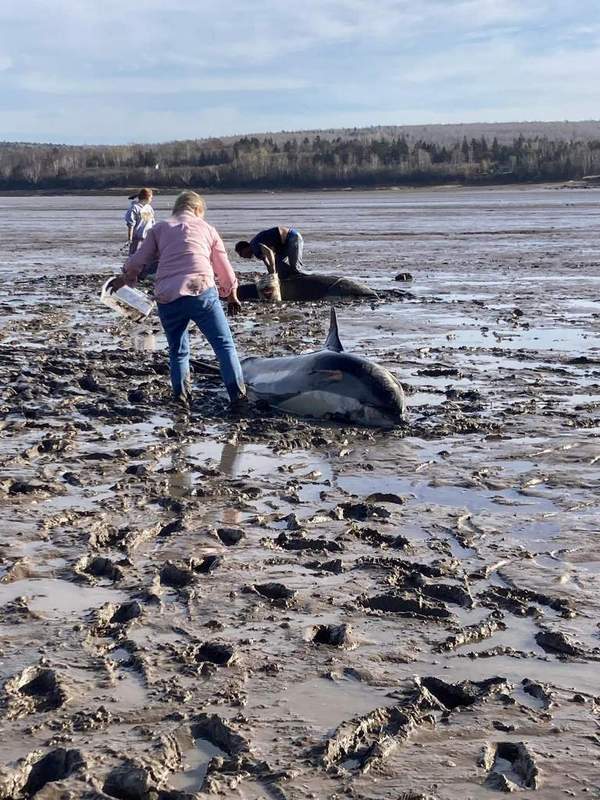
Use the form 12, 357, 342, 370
125, 188, 155, 255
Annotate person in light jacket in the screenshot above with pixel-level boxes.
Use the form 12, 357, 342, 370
110, 191, 246, 410
125, 188, 155, 255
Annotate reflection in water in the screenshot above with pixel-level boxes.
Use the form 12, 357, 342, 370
219, 441, 243, 475
133, 330, 157, 352
221, 507, 241, 526
168, 470, 192, 498
168, 445, 193, 497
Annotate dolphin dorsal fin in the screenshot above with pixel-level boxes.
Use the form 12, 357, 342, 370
325, 308, 344, 352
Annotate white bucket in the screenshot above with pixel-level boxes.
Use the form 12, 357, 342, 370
100, 278, 155, 322
255, 273, 282, 302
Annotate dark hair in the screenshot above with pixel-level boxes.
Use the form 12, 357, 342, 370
235, 240, 251, 255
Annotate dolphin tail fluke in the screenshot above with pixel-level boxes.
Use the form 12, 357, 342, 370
325, 307, 344, 352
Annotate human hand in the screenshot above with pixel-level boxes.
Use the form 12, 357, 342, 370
227, 298, 242, 317
106, 276, 126, 293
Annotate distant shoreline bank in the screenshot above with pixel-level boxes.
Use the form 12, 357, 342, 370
3, 124, 598, 196
0, 180, 590, 198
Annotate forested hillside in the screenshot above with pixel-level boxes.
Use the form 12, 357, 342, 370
2, 120, 600, 191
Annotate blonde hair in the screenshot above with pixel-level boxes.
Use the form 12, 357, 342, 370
172, 191, 205, 216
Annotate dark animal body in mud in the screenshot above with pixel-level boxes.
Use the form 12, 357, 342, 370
241, 308, 406, 427
237, 271, 377, 301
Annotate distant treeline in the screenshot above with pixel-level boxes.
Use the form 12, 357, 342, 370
2, 122, 600, 191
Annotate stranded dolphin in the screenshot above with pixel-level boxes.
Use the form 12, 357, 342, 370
237, 272, 377, 301
241, 309, 406, 427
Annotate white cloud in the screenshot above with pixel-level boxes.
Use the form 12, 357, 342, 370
17, 72, 307, 95
0, 0, 599, 142
0, 104, 248, 144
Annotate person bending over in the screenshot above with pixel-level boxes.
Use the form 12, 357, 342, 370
110, 191, 246, 410
235, 226, 303, 280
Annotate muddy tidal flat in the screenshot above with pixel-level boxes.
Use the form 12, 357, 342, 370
0, 187, 599, 799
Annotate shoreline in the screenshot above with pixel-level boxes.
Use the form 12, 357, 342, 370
0, 180, 588, 197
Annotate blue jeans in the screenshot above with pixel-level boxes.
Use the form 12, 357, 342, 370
157, 288, 245, 403
276, 230, 303, 279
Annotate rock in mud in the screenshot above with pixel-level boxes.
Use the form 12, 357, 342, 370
110, 600, 143, 625
304, 558, 344, 574
88, 525, 132, 551
332, 502, 391, 521
417, 366, 462, 378
185, 641, 238, 667
521, 678, 554, 709
420, 676, 510, 710
274, 532, 344, 553
215, 527, 245, 546
3, 666, 68, 718
103, 765, 158, 800
190, 713, 249, 756
365, 492, 405, 505
438, 614, 506, 651
250, 583, 297, 603
401, 579, 473, 608
0, 748, 86, 799
310, 623, 356, 649
481, 740, 540, 791
191, 555, 221, 574
3, 478, 57, 497
535, 630, 584, 658
357, 555, 459, 579
321, 680, 447, 774
350, 526, 410, 550
395, 272, 413, 282
71, 705, 112, 733
482, 585, 575, 618
280, 512, 303, 531
363, 592, 451, 620
92, 602, 142, 636
160, 562, 195, 589
77, 554, 124, 582
1, 559, 34, 583
158, 518, 185, 538
462, 645, 531, 660
445, 387, 481, 402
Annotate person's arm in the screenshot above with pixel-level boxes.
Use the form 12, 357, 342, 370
211, 231, 242, 315
124, 204, 138, 243
108, 229, 159, 292
225, 285, 242, 316
257, 243, 276, 274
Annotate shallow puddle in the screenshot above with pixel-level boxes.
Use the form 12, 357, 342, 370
279, 676, 396, 731
0, 578, 126, 617
168, 739, 226, 792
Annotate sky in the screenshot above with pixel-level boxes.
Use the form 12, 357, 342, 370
0, 0, 599, 144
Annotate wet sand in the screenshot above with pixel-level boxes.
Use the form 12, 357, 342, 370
0, 187, 599, 799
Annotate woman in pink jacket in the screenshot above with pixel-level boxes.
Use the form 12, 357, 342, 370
110, 191, 246, 409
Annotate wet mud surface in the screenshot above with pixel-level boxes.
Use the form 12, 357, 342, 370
0, 187, 599, 798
